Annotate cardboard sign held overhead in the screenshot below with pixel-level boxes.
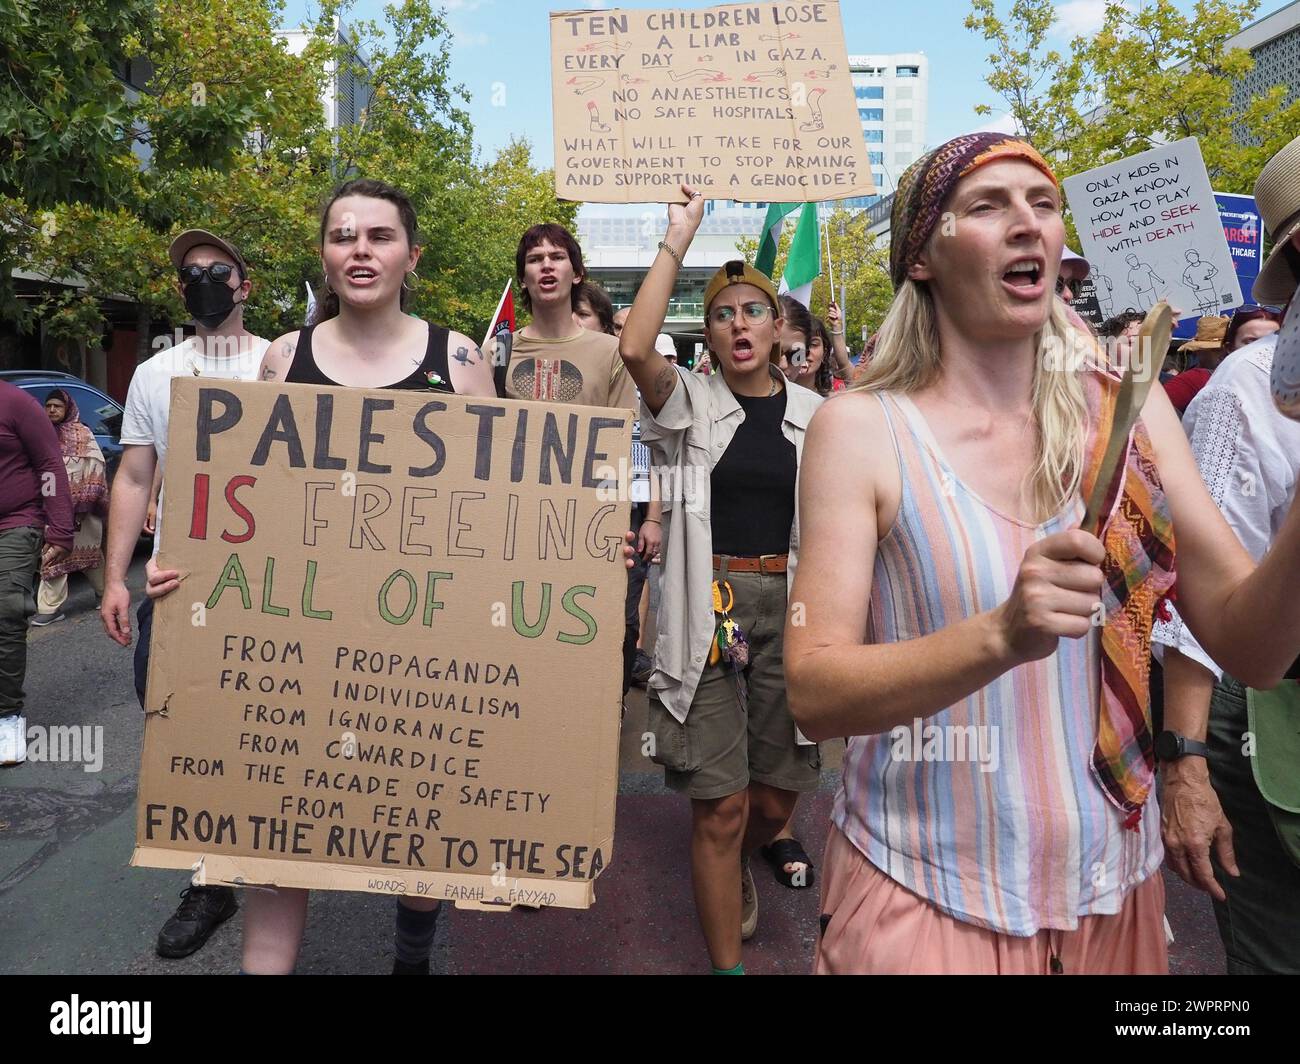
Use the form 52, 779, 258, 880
1063, 138, 1242, 322
132, 378, 628, 910
551, 2, 875, 203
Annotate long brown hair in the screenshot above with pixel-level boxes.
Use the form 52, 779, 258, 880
853, 280, 1089, 523
313, 178, 420, 324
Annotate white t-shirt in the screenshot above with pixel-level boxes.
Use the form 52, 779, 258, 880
120, 336, 268, 548
1152, 334, 1299, 678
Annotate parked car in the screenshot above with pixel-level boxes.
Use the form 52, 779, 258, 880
0, 371, 125, 481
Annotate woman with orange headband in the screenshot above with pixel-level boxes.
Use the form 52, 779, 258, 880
785, 133, 1300, 974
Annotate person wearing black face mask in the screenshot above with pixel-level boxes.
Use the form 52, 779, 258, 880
101, 229, 269, 961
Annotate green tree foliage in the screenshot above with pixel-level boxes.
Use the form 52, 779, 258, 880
5, 0, 573, 363
967, 0, 1300, 195
965, 0, 1092, 167
0, 0, 154, 206
738, 205, 894, 348
319, 1, 575, 335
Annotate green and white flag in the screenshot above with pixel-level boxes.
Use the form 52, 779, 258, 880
779, 202, 822, 308
755, 202, 803, 279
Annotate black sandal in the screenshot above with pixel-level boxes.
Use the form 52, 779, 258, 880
760, 838, 815, 890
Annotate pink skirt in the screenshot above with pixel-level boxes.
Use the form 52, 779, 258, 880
813, 827, 1168, 975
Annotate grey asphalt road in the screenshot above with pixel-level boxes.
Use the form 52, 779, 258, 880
0, 549, 1226, 974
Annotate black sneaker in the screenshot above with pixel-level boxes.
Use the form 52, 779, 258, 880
631, 649, 653, 686
156, 885, 238, 958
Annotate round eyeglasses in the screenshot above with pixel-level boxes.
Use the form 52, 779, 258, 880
709, 301, 772, 326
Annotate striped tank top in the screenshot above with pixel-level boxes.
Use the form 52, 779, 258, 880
832, 382, 1164, 936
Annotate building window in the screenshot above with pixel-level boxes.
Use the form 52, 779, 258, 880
895, 109, 912, 122
858, 108, 884, 121
869, 151, 884, 164
855, 85, 884, 100
864, 129, 884, 142
895, 86, 913, 100
896, 152, 913, 165
896, 65, 919, 78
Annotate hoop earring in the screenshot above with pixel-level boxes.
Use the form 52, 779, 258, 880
323, 277, 334, 296
403, 272, 415, 292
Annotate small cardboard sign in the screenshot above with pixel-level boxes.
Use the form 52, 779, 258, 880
550, 2, 874, 203
132, 379, 629, 910
1064, 138, 1241, 321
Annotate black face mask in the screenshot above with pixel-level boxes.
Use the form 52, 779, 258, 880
184, 278, 241, 329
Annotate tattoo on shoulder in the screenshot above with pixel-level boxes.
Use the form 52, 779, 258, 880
278, 341, 296, 361
261, 366, 278, 381
653, 365, 677, 401
453, 344, 482, 367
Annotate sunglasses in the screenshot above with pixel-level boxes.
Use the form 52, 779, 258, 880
1055, 277, 1076, 296
178, 263, 239, 285
1232, 304, 1282, 321
709, 301, 772, 326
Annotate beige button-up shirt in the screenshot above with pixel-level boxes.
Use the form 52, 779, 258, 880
639, 364, 823, 732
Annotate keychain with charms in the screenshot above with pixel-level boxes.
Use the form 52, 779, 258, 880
710, 580, 751, 669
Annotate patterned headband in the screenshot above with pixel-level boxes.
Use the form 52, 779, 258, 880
889, 134, 1059, 290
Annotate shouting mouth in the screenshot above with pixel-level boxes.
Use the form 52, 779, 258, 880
1001, 258, 1046, 299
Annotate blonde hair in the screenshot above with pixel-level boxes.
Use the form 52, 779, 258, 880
853, 280, 1088, 522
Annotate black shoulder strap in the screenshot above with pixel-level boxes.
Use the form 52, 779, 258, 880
425, 322, 452, 388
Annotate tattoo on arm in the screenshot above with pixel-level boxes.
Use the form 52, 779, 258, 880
261, 365, 278, 381
653, 365, 677, 402
453, 345, 482, 367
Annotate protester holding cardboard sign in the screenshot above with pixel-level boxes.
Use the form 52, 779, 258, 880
620, 184, 823, 975
136, 180, 496, 976
784, 132, 1300, 974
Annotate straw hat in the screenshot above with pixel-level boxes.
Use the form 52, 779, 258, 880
1181, 315, 1230, 352
1253, 133, 1300, 304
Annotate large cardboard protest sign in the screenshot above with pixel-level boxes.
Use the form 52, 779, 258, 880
132, 379, 629, 909
1064, 138, 1242, 323
551, 2, 874, 203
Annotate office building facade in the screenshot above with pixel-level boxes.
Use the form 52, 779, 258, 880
845, 52, 930, 208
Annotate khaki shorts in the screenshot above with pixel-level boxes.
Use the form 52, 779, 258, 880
647, 567, 820, 800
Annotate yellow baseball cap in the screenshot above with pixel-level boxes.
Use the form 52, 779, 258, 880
703, 260, 780, 315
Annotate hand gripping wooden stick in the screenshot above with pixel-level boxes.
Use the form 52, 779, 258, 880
1081, 301, 1175, 535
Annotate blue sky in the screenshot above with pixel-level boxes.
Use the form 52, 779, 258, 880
279, 0, 1207, 164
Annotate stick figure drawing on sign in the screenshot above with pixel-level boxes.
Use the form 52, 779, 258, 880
1181, 248, 1221, 314
1094, 271, 1115, 317
1125, 253, 1165, 311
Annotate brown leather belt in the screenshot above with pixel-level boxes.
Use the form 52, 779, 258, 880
712, 554, 789, 574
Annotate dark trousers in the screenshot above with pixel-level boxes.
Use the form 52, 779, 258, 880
623, 504, 648, 696
0, 526, 41, 718
1208, 675, 1300, 974
134, 596, 153, 709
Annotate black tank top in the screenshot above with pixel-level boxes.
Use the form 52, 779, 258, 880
285, 320, 455, 392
